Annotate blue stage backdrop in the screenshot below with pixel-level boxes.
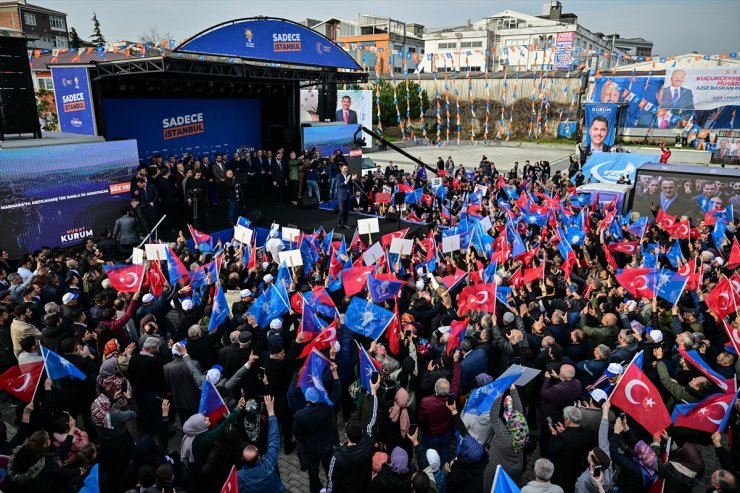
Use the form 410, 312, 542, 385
102, 98, 261, 160
51, 66, 97, 135
0, 140, 140, 258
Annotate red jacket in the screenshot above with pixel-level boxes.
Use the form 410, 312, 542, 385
99, 298, 137, 345
417, 361, 461, 437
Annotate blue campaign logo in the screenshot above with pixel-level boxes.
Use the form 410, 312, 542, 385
51, 66, 97, 135
581, 153, 658, 184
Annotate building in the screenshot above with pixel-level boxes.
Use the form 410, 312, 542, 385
0, 0, 67, 50
304, 15, 424, 75
420, 19, 494, 73
611, 35, 653, 58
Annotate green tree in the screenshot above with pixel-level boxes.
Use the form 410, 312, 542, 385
90, 12, 106, 47
36, 89, 58, 131
69, 27, 82, 49
372, 79, 429, 129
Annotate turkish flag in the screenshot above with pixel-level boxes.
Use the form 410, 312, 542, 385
606, 241, 640, 255
610, 358, 671, 435
105, 264, 146, 293
705, 276, 736, 320
386, 303, 401, 355
514, 245, 540, 266
147, 261, 167, 296
522, 264, 544, 285
445, 319, 469, 355
509, 266, 524, 289
672, 392, 738, 433
329, 250, 344, 279
722, 320, 740, 355
656, 209, 676, 229
247, 242, 257, 270
381, 228, 409, 249
341, 266, 374, 296
290, 292, 305, 314
667, 219, 690, 239
0, 361, 44, 402
562, 251, 577, 280
615, 268, 656, 299
220, 466, 238, 493
728, 237, 740, 269
603, 245, 618, 271
457, 284, 497, 315
298, 319, 337, 359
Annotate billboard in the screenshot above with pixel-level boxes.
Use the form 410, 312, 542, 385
50, 66, 97, 135
712, 137, 740, 164
554, 32, 575, 70
0, 140, 140, 258
584, 103, 619, 149
102, 98, 261, 159
632, 165, 740, 222
302, 124, 359, 156
579, 153, 658, 184
176, 18, 362, 70
590, 69, 740, 130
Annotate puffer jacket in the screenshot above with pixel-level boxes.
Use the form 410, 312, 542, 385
6, 443, 80, 493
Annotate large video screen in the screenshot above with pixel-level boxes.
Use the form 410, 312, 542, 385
103, 98, 261, 159
632, 168, 740, 222
302, 124, 359, 156
0, 141, 140, 258
590, 68, 740, 130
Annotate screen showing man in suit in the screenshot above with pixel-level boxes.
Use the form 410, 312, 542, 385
335, 95, 358, 124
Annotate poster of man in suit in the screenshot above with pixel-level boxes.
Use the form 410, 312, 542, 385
335, 95, 358, 124
657, 69, 695, 120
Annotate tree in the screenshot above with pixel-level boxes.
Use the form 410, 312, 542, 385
90, 12, 106, 47
36, 89, 58, 132
139, 25, 173, 49
69, 27, 82, 49
372, 79, 429, 129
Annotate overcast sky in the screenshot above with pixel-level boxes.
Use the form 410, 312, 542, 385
55, 0, 740, 55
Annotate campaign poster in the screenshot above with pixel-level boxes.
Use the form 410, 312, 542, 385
662, 68, 740, 111
554, 32, 575, 70
0, 140, 140, 258
50, 66, 97, 135
558, 121, 576, 138
336, 90, 372, 147
583, 103, 619, 149
103, 98, 261, 160
580, 153, 658, 184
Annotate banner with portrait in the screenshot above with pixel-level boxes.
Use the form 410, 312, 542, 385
584, 103, 619, 149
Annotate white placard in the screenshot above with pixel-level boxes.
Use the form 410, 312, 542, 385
382, 185, 392, 194
144, 244, 167, 261
357, 218, 379, 235
390, 238, 414, 255
474, 184, 488, 196
478, 216, 492, 233
132, 248, 145, 265
234, 225, 253, 245
442, 234, 460, 253
278, 249, 303, 267
499, 364, 541, 386
363, 242, 385, 266
431, 177, 443, 189
281, 227, 301, 243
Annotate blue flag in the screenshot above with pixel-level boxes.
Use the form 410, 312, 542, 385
405, 188, 423, 204
491, 464, 522, 493
472, 230, 495, 256
357, 342, 382, 393
503, 187, 519, 200
276, 260, 292, 291
523, 212, 548, 227
298, 349, 333, 405
496, 286, 511, 305
198, 378, 229, 423
247, 283, 290, 328
41, 346, 86, 380
345, 298, 394, 341
208, 282, 229, 334
367, 275, 404, 303
463, 372, 522, 416
665, 240, 684, 268
608, 219, 624, 241
712, 219, 728, 248
300, 237, 319, 277
322, 229, 334, 256
236, 216, 251, 228
627, 216, 649, 238
655, 268, 688, 305
79, 463, 100, 493
565, 227, 585, 246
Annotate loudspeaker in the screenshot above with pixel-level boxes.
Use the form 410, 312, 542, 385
385, 211, 400, 221
297, 196, 319, 209
0, 36, 41, 139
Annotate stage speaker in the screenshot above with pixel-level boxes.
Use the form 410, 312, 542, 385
297, 197, 319, 209
0, 36, 41, 139
385, 211, 400, 221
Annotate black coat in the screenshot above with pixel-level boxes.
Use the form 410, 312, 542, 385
446, 455, 488, 493
550, 426, 593, 491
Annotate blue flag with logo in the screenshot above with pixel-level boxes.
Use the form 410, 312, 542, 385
569, 193, 591, 208
627, 216, 649, 238
367, 275, 404, 303
655, 268, 688, 305
579, 152, 657, 184
712, 219, 728, 248
247, 283, 290, 328
208, 282, 229, 333
463, 372, 522, 416
41, 346, 86, 380
357, 342, 382, 393
345, 298, 394, 341
298, 349, 333, 405
665, 240, 684, 268
300, 237, 320, 277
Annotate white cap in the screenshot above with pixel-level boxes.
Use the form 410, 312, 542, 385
206, 368, 221, 385
416, 280, 425, 291
270, 319, 283, 330
142, 293, 155, 303
239, 289, 252, 298
715, 257, 725, 266
604, 363, 624, 377
264, 274, 274, 283
181, 299, 194, 311
62, 292, 78, 304
416, 267, 425, 276
649, 329, 664, 343
172, 345, 184, 357
590, 388, 608, 403
262, 261, 270, 270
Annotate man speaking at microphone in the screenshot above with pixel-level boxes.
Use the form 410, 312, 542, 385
336, 163, 356, 230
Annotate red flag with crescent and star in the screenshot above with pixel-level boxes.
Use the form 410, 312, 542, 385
705, 276, 736, 320
147, 261, 166, 296
609, 353, 671, 435
0, 361, 44, 402
457, 283, 497, 315
104, 264, 146, 293
220, 465, 238, 493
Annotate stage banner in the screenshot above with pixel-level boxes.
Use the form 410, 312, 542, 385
554, 32, 575, 70
580, 152, 658, 185
0, 140, 140, 258
661, 68, 740, 111
176, 18, 361, 70
558, 121, 577, 138
584, 103, 619, 148
103, 98, 261, 159
50, 66, 97, 135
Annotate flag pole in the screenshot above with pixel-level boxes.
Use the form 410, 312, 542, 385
606, 349, 642, 402
31, 345, 49, 403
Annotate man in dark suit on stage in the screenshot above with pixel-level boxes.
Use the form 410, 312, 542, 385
336, 163, 356, 229
658, 69, 694, 119
335, 95, 358, 124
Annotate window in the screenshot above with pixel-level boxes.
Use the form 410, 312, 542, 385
438, 42, 457, 49
53, 35, 67, 48
408, 47, 416, 53
49, 15, 65, 31
460, 41, 483, 48
23, 12, 36, 26
37, 77, 53, 90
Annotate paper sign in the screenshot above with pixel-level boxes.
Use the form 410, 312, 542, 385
278, 249, 303, 267
431, 177, 443, 189
363, 242, 385, 266
281, 227, 301, 243
390, 238, 414, 255
357, 218, 379, 235
478, 216, 492, 233
234, 225, 253, 245
132, 248, 145, 265
499, 364, 541, 386
375, 192, 392, 204
442, 234, 460, 253
144, 244, 167, 261
382, 185, 392, 194
474, 184, 488, 196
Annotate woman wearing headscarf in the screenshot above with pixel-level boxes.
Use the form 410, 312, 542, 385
650, 433, 704, 493
445, 401, 488, 493
460, 373, 494, 445
90, 385, 137, 492
608, 416, 658, 493
482, 386, 529, 492
369, 446, 413, 493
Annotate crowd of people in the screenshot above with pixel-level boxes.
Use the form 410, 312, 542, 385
0, 144, 738, 493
